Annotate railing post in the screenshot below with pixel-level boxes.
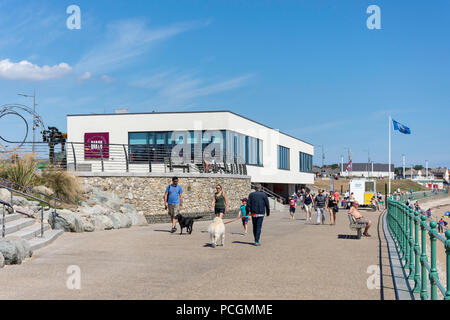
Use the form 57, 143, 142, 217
408, 207, 415, 279
71, 142, 77, 171
2, 204, 5, 238
400, 203, 406, 260
123, 145, 129, 172
53, 199, 57, 229
100, 144, 104, 172
420, 215, 428, 300
40, 206, 44, 238
429, 221, 438, 300
413, 211, 421, 292
445, 230, 450, 300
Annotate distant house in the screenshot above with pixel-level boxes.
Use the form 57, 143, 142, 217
431, 167, 449, 182
340, 163, 394, 179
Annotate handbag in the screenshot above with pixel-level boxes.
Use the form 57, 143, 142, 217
333, 204, 339, 213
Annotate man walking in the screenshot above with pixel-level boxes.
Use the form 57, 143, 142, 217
164, 177, 183, 233
314, 189, 327, 225
246, 184, 270, 246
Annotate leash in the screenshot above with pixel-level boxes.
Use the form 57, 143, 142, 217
224, 214, 250, 225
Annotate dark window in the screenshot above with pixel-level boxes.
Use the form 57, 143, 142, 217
278, 145, 290, 170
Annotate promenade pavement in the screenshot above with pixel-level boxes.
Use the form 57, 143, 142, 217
0, 205, 396, 300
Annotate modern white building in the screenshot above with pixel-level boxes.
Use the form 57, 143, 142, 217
66, 110, 314, 197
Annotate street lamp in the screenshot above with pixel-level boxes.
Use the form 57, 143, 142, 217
18, 89, 37, 152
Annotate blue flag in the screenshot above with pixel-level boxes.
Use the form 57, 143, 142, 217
392, 119, 411, 134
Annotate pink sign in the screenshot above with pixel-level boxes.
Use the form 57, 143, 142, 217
84, 132, 109, 159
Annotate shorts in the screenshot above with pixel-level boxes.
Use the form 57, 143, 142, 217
356, 217, 369, 225
215, 207, 225, 215
168, 204, 179, 217
242, 217, 249, 225
304, 203, 313, 213
289, 207, 295, 213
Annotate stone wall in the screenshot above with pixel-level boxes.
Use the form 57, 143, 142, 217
77, 173, 251, 217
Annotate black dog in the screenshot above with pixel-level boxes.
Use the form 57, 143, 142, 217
175, 214, 203, 234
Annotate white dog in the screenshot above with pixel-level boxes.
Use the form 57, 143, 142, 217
208, 217, 225, 248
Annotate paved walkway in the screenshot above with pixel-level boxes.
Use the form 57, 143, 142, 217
0, 206, 396, 300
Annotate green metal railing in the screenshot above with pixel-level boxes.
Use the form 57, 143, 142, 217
396, 189, 448, 203
387, 198, 450, 300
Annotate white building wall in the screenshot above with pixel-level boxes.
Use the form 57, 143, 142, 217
67, 111, 314, 185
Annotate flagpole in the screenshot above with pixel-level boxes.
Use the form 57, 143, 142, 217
388, 115, 391, 195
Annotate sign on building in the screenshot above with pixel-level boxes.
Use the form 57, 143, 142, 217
84, 132, 109, 159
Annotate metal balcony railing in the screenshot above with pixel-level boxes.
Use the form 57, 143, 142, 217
0, 141, 248, 175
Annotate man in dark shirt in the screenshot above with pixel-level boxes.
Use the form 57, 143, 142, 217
246, 184, 270, 246
314, 189, 327, 225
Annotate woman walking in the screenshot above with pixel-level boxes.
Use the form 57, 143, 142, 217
328, 192, 338, 225
303, 190, 314, 224
211, 184, 229, 218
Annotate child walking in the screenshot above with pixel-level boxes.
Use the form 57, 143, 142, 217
239, 198, 249, 235
289, 196, 296, 220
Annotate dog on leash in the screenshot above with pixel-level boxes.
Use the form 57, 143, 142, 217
207, 216, 225, 247
175, 214, 202, 235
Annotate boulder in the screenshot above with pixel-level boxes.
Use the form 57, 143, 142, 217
54, 209, 83, 232
107, 213, 122, 229
13, 205, 36, 218
0, 237, 32, 265
0, 252, 4, 268
81, 217, 95, 232
34, 185, 54, 195
12, 196, 31, 207
0, 188, 12, 203
128, 211, 148, 226
90, 214, 114, 231
112, 212, 132, 229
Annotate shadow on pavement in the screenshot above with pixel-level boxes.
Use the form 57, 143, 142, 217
232, 241, 255, 246
154, 230, 172, 233
337, 234, 360, 240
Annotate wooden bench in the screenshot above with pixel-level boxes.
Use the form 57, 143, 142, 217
347, 213, 368, 239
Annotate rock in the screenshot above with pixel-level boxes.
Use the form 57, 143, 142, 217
0, 252, 4, 268
90, 214, 114, 231
81, 217, 95, 232
127, 192, 133, 200
112, 212, 132, 228
0, 188, 12, 203
107, 213, 121, 229
0, 237, 32, 265
13, 205, 36, 218
54, 209, 83, 232
34, 185, 54, 196
128, 211, 148, 226
12, 196, 31, 207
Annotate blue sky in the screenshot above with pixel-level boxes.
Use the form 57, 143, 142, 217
0, 0, 449, 167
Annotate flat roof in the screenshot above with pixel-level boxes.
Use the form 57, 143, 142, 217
67, 110, 314, 147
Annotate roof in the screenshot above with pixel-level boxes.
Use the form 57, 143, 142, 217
342, 163, 394, 172
67, 110, 313, 147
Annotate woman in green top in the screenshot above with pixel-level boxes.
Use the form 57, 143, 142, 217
211, 184, 229, 218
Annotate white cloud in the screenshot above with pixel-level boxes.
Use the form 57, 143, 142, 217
0, 59, 72, 81
76, 19, 207, 74
131, 70, 253, 108
101, 75, 114, 83
78, 72, 92, 81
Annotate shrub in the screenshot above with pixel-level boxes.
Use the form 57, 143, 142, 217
3, 153, 39, 188
41, 170, 83, 204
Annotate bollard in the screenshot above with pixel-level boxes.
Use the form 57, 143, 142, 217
445, 230, 450, 300
413, 211, 421, 292
420, 215, 428, 300
429, 221, 438, 300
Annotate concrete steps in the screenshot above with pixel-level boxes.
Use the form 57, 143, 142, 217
0, 213, 21, 224
1, 214, 64, 252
